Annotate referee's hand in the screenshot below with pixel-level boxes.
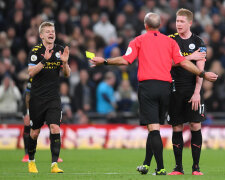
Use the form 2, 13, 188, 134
89, 57, 105, 67
204, 72, 218, 82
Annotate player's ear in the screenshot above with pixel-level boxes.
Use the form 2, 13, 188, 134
40, 33, 43, 40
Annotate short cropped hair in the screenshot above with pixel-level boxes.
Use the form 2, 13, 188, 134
176, 8, 193, 22
144, 13, 160, 29
39, 21, 55, 34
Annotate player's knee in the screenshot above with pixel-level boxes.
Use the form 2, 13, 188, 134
30, 130, 40, 139
49, 124, 60, 134
172, 124, 183, 131
190, 122, 201, 131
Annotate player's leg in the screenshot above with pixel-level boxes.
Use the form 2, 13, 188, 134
136, 131, 153, 174
22, 114, 30, 162
28, 96, 45, 173
46, 98, 63, 173
168, 90, 185, 175
148, 124, 166, 175
49, 124, 63, 173
190, 122, 203, 175
28, 128, 40, 173
168, 125, 184, 175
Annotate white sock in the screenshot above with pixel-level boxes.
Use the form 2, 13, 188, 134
29, 159, 35, 162
51, 162, 57, 167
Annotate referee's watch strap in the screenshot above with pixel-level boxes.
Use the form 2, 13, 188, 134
104, 59, 108, 65
199, 70, 205, 78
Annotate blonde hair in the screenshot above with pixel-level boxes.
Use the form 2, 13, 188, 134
39, 21, 55, 34
176, 8, 193, 22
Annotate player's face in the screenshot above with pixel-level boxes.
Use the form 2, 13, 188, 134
40, 26, 56, 44
176, 15, 192, 34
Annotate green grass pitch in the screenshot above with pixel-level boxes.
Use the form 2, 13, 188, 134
0, 148, 224, 179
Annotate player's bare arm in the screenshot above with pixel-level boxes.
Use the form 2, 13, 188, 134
28, 47, 53, 77
90, 56, 129, 67
60, 46, 71, 77
188, 60, 205, 111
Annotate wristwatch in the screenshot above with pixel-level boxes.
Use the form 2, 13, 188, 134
104, 59, 108, 65
199, 71, 205, 78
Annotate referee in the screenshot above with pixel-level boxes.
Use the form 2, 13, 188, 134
90, 13, 218, 175
27, 21, 70, 173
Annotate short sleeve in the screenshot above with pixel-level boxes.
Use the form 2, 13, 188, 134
122, 38, 139, 64
171, 39, 185, 64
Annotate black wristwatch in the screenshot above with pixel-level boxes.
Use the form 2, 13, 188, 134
104, 58, 108, 65
199, 70, 206, 78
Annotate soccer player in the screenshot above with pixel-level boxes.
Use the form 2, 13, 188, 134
21, 78, 32, 162
167, 8, 207, 175
21, 78, 63, 163
27, 21, 70, 173
89, 13, 217, 175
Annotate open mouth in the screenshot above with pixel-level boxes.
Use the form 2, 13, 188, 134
48, 37, 54, 40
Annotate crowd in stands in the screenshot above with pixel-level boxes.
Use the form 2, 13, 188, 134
0, 0, 224, 123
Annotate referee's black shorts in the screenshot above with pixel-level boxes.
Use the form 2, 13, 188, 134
29, 96, 62, 129
138, 80, 171, 126
168, 90, 205, 126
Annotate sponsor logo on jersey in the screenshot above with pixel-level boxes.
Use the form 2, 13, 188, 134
125, 47, 132, 56
189, 43, 195, 50
31, 55, 37, 62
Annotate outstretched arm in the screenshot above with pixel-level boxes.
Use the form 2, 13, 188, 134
90, 56, 129, 67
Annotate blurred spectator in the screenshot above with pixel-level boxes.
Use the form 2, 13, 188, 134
203, 78, 221, 112
123, 2, 138, 28
195, 7, 213, 28
72, 69, 92, 124
115, 80, 138, 112
93, 13, 117, 45
96, 71, 116, 114
0, 75, 21, 113
68, 60, 80, 96
60, 82, 73, 123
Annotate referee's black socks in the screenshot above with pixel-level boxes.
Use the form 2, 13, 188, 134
50, 133, 61, 163
23, 126, 30, 154
143, 132, 153, 166
191, 130, 202, 168
172, 131, 183, 169
28, 135, 37, 160
149, 130, 164, 170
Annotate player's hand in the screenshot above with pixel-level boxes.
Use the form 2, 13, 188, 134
23, 114, 30, 123
89, 57, 105, 67
41, 47, 53, 60
204, 72, 218, 82
188, 92, 200, 111
60, 46, 69, 63
189, 49, 206, 61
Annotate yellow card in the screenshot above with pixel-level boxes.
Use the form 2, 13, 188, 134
85, 51, 95, 59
